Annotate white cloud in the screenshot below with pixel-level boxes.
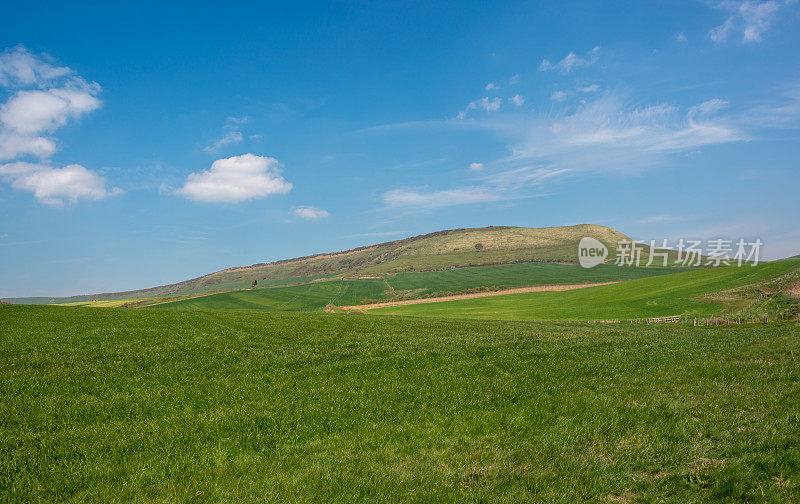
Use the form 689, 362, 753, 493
204, 116, 249, 153
0, 46, 112, 206
0, 86, 101, 135
709, 1, 784, 43
293, 206, 329, 219
509, 74, 521, 85
580, 84, 600, 93
382, 187, 503, 209
485, 82, 499, 91
457, 96, 502, 119
469, 162, 484, 171
510, 94, 525, 106
175, 154, 292, 203
675, 32, 688, 42
0, 161, 122, 205
540, 46, 600, 74
0, 46, 72, 87
551, 91, 568, 102
204, 130, 243, 152
0, 47, 101, 162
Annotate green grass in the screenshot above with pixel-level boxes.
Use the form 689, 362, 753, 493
153, 279, 388, 311
372, 261, 800, 321
151, 263, 685, 311
1, 305, 799, 502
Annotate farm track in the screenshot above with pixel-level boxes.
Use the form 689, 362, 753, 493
340, 281, 624, 310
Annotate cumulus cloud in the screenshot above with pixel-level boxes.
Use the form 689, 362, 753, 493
581, 84, 600, 93
0, 161, 122, 205
510, 94, 525, 106
0, 46, 114, 206
540, 46, 600, 74
175, 153, 292, 203
709, 1, 786, 43
0, 48, 101, 162
469, 162, 484, 171
293, 206, 329, 219
457, 96, 502, 119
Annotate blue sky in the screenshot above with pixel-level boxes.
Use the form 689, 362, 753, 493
1, 0, 799, 297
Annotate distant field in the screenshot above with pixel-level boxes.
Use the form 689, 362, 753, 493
1, 305, 798, 502
372, 261, 800, 321
153, 279, 388, 311
385, 262, 683, 294
153, 263, 684, 311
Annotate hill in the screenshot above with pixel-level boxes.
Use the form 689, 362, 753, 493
371, 260, 800, 321
4, 224, 681, 304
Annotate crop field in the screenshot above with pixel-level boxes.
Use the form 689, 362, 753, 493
154, 262, 683, 312
372, 261, 800, 321
385, 262, 683, 294
152, 279, 388, 311
1, 305, 798, 503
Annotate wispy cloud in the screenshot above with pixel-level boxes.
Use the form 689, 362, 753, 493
510, 94, 525, 106
709, 0, 788, 43
539, 46, 600, 74
293, 206, 329, 220
457, 96, 502, 119
382, 187, 506, 210
485, 82, 499, 91
204, 116, 248, 153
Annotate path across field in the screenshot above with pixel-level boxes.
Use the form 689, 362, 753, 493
340, 281, 622, 310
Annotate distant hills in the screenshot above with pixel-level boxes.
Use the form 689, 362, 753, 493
2, 224, 682, 304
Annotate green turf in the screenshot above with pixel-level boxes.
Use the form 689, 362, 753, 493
1, 305, 798, 502
372, 261, 800, 321
152, 279, 388, 311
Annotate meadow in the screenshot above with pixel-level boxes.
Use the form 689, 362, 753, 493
154, 262, 682, 312
372, 261, 800, 321
1, 304, 799, 503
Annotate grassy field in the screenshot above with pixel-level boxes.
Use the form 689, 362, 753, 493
152, 263, 683, 311
372, 261, 800, 321
1, 305, 799, 503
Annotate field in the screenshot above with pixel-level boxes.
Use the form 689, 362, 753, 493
372, 261, 800, 321
1, 305, 799, 503
152, 263, 683, 311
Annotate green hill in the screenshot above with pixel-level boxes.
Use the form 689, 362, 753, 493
153, 262, 684, 312
371, 261, 800, 321
4, 224, 682, 304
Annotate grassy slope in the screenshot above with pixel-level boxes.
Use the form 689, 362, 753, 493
1, 305, 799, 503
372, 261, 800, 321
152, 263, 683, 312
4, 224, 669, 304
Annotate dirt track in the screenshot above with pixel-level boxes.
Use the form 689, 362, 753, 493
339, 281, 622, 310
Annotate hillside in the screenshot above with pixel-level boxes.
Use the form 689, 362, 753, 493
152, 262, 683, 312
5, 224, 679, 304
